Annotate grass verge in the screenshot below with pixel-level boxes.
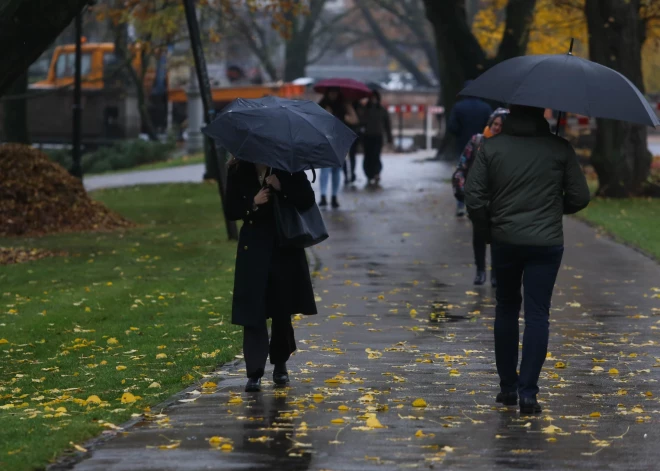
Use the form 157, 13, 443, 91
0, 183, 239, 470
577, 197, 660, 259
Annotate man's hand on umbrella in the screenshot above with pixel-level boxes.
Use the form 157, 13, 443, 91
254, 187, 270, 206
265, 175, 281, 191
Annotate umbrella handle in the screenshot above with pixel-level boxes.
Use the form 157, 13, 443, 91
311, 167, 317, 183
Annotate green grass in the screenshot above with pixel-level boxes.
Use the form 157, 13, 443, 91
0, 183, 239, 470
87, 153, 205, 176
578, 197, 660, 259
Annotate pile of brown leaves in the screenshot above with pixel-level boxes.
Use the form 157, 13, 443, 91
0, 144, 133, 237
0, 247, 67, 265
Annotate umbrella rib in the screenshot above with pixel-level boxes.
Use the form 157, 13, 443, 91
288, 107, 340, 164
577, 58, 591, 118
509, 57, 554, 105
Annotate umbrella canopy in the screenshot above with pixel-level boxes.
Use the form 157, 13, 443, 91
202, 96, 357, 173
459, 53, 659, 127
314, 78, 372, 101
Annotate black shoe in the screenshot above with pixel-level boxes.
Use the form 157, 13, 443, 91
491, 272, 498, 288
519, 397, 542, 414
474, 271, 487, 285
245, 377, 262, 393
495, 391, 518, 406
273, 364, 290, 386
331, 196, 340, 209
351, 174, 357, 183
319, 196, 328, 207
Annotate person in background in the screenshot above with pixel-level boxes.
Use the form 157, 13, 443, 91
344, 99, 364, 185
225, 157, 318, 393
465, 105, 590, 415
447, 80, 493, 216
318, 88, 359, 208
360, 90, 393, 185
452, 108, 508, 287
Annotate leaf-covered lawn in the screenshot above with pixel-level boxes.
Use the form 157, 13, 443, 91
578, 197, 660, 259
0, 183, 239, 470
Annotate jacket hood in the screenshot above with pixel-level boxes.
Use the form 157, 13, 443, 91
502, 112, 550, 137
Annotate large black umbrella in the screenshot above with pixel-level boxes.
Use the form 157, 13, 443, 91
460, 45, 659, 127
202, 96, 357, 173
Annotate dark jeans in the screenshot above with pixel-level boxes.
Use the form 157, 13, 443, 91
243, 315, 296, 379
363, 135, 383, 180
491, 244, 564, 399
343, 138, 359, 181
473, 227, 488, 272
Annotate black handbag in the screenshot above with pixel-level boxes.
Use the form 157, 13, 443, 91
272, 193, 329, 248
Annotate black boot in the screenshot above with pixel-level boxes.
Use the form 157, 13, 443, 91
331, 196, 340, 209
495, 391, 518, 406
474, 270, 487, 286
519, 397, 542, 414
319, 196, 328, 207
273, 363, 290, 386
245, 377, 262, 393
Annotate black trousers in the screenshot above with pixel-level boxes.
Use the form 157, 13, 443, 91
343, 138, 359, 181
491, 244, 564, 399
363, 135, 383, 180
243, 315, 296, 379
472, 226, 488, 271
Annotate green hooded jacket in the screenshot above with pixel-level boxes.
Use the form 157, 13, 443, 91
465, 109, 590, 246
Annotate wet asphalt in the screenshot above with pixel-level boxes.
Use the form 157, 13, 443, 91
71, 155, 660, 470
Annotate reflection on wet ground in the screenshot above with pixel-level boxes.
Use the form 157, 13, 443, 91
74, 156, 660, 470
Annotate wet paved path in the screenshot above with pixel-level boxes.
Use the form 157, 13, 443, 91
74, 156, 660, 470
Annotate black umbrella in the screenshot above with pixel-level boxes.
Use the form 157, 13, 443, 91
459, 41, 659, 128
202, 96, 357, 173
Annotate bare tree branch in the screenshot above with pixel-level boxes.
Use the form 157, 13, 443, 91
357, 1, 433, 86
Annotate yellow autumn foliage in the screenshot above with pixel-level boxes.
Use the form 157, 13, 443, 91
473, 0, 660, 92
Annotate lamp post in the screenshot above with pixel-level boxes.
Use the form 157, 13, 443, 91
71, 13, 83, 179
182, 0, 237, 240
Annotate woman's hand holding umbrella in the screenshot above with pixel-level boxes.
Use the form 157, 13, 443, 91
265, 175, 281, 191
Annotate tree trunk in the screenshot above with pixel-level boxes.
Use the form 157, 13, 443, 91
284, 39, 310, 82
2, 71, 30, 144
585, 0, 650, 197
423, 0, 537, 159
0, 0, 90, 95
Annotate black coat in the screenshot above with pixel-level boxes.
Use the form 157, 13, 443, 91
226, 162, 318, 328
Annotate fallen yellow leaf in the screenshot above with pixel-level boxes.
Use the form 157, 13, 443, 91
555, 362, 566, 369
412, 398, 427, 408
331, 418, 346, 424
116, 365, 127, 371
590, 412, 601, 418
202, 381, 217, 389
86, 395, 102, 404
121, 392, 137, 404
542, 425, 562, 434
0, 338, 8, 344
609, 368, 619, 375
366, 416, 386, 429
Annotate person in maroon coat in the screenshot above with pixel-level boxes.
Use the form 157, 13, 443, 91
225, 157, 318, 392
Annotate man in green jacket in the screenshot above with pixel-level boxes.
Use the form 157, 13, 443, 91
465, 105, 590, 414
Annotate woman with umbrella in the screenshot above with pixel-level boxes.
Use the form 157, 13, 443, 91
203, 96, 356, 393
318, 87, 359, 208
360, 90, 393, 185
225, 157, 318, 392
452, 108, 508, 287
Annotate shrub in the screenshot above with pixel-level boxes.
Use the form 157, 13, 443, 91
45, 139, 176, 174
